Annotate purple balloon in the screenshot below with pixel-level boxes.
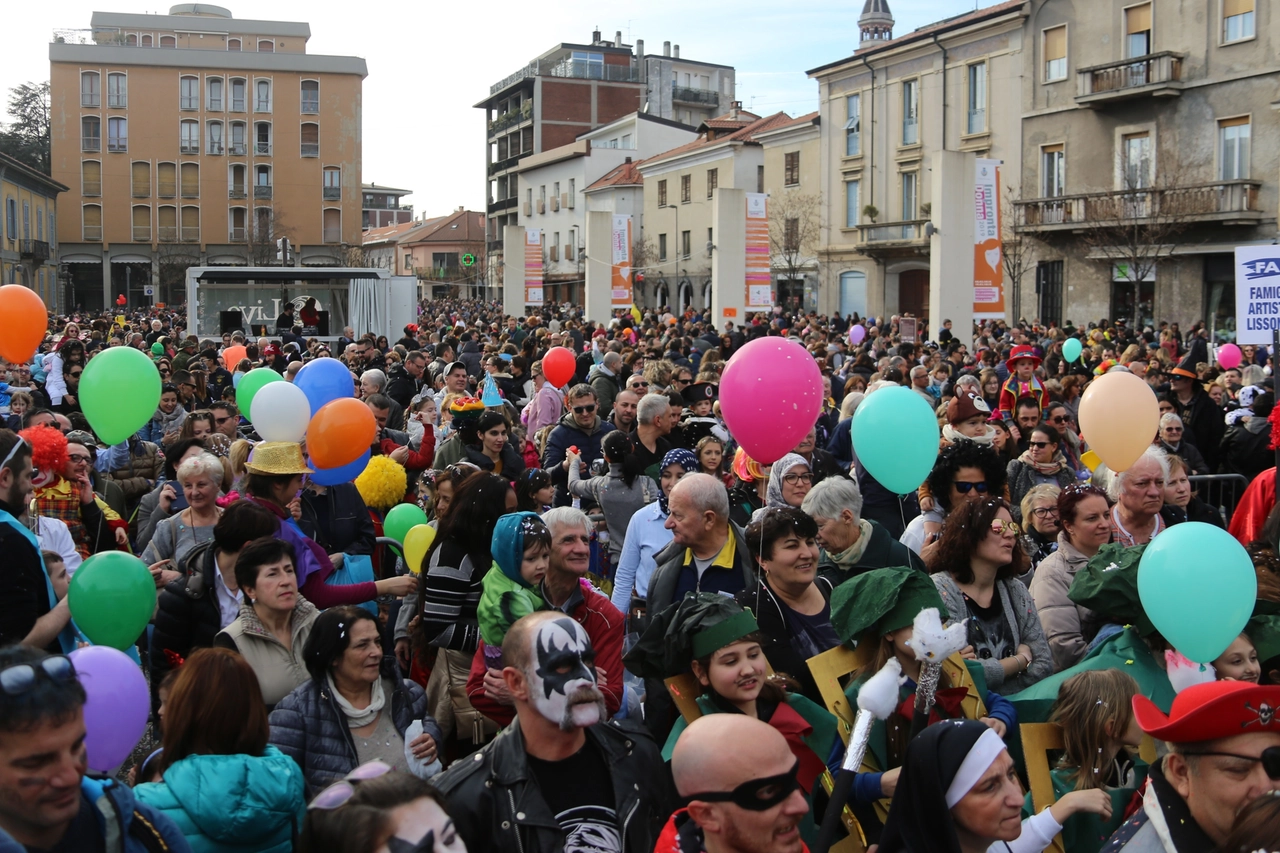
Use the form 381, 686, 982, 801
309, 449, 371, 487
849, 324, 867, 346
69, 646, 148, 772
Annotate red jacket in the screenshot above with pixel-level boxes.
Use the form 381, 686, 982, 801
466, 577, 624, 727
656, 809, 809, 853
378, 427, 436, 472
997, 374, 1048, 417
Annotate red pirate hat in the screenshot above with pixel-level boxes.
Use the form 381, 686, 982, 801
1132, 680, 1280, 743
1004, 344, 1042, 370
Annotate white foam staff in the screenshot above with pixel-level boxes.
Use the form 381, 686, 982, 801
908, 607, 969, 740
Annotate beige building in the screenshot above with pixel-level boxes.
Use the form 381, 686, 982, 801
1, 153, 68, 311
758, 112, 821, 311
49, 3, 366, 310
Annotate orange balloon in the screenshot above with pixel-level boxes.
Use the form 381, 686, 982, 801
308, 397, 376, 468
0, 285, 48, 364
1078, 370, 1160, 472
222, 345, 248, 369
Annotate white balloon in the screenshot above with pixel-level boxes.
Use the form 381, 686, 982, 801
251, 381, 312, 443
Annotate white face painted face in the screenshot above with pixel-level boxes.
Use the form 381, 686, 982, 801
529, 617, 604, 731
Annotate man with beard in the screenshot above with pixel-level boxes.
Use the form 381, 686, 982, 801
660, 714, 810, 853
436, 610, 672, 853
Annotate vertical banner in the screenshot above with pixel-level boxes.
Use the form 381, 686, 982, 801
1235, 245, 1280, 345
524, 228, 543, 307
610, 215, 633, 308
973, 158, 1006, 318
745, 192, 772, 309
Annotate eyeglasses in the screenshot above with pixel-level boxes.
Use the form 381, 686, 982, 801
308, 761, 393, 810
572, 404, 597, 414
1031, 507, 1059, 519
68, 453, 93, 465
953, 481, 989, 494
0, 655, 76, 696
1163, 427, 1183, 433
990, 518, 1021, 536
1181, 747, 1280, 780
782, 472, 813, 486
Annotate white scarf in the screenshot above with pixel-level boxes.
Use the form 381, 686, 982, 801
942, 423, 996, 446
327, 673, 386, 729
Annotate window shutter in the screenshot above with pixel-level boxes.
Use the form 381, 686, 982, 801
131, 162, 150, 196
1044, 26, 1066, 61
1125, 3, 1152, 34
1223, 0, 1252, 17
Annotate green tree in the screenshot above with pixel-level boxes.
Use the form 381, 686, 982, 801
0, 82, 51, 174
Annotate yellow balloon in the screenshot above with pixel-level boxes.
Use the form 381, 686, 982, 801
403, 524, 436, 575
1078, 371, 1160, 472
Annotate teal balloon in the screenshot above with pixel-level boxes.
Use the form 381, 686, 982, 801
1138, 522, 1257, 663
239, 368, 285, 423
850, 385, 940, 494
79, 346, 162, 444
1062, 338, 1082, 364
68, 552, 156, 650
384, 503, 428, 544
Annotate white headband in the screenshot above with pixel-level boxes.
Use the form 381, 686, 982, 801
944, 727, 1007, 808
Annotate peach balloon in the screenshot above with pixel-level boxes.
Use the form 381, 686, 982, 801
1078, 370, 1160, 472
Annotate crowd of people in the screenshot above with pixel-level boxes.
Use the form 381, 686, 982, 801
0, 297, 1278, 853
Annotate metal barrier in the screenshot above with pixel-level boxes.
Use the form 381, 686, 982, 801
1187, 473, 1250, 527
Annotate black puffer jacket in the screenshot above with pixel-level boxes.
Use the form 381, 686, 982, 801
268, 658, 436, 795
297, 483, 376, 556
151, 540, 225, 704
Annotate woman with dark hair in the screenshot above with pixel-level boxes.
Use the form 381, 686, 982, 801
43, 337, 85, 409
178, 410, 216, 443
270, 606, 438, 796
458, 410, 524, 481
139, 384, 188, 444
299, 297, 320, 332
988, 418, 1015, 464
299, 766, 466, 853
567, 430, 659, 565
1006, 424, 1076, 519
135, 648, 306, 852
902, 441, 1009, 557
929, 497, 1053, 694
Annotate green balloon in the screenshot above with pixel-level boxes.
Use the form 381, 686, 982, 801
79, 347, 162, 444
68, 552, 156, 650
240, 367, 285, 423
384, 503, 428, 544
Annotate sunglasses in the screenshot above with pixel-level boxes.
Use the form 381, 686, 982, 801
685, 759, 801, 811
0, 655, 76, 696
1182, 747, 1280, 780
68, 370, 83, 378
1028, 441, 1052, 449
308, 761, 393, 810
1050, 415, 1069, 424
990, 518, 1021, 536
953, 481, 989, 494
572, 404, 597, 414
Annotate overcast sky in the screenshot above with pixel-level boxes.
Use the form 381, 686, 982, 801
4, 0, 998, 215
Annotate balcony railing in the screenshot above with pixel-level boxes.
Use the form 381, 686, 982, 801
1014, 180, 1263, 231
490, 57, 639, 95
301, 97, 319, 114
487, 197, 517, 214
855, 219, 930, 257
158, 226, 178, 242
179, 142, 199, 154
1077, 52, 1184, 105
107, 137, 127, 153
255, 99, 271, 112
489, 102, 532, 134
19, 240, 50, 261
255, 142, 271, 155
207, 142, 223, 155
229, 142, 246, 156
322, 227, 341, 243
81, 92, 100, 107
83, 225, 102, 241
231, 98, 245, 112
108, 94, 126, 108
300, 143, 319, 158
229, 186, 246, 198
82, 136, 100, 152
254, 185, 273, 199
132, 226, 151, 242
158, 182, 176, 198
323, 186, 341, 200
672, 85, 719, 106
228, 227, 246, 242
418, 266, 465, 281
488, 155, 522, 175
181, 226, 199, 242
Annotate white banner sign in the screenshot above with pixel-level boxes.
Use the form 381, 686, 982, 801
1235, 245, 1280, 345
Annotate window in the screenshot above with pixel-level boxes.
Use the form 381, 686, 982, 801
207, 77, 223, 111
658, 180, 667, 207
1042, 144, 1065, 197
254, 208, 272, 241
784, 151, 800, 186
707, 168, 718, 198
659, 233, 667, 261
845, 94, 861, 156
230, 78, 246, 111
107, 73, 127, 108
229, 164, 246, 197
36, 207, 42, 241
107, 117, 127, 152
323, 166, 341, 199
180, 120, 199, 154
255, 79, 271, 112
681, 174, 691, 203
621, 133, 632, 148
82, 204, 102, 241
1219, 117, 1251, 180
180, 162, 199, 198
131, 205, 150, 242
4, 198, 14, 240
1125, 3, 1152, 58
159, 35, 175, 48
839, 271, 868, 317
181, 206, 199, 242
845, 179, 860, 227
206, 121, 223, 154
227, 38, 241, 51
301, 80, 319, 113
229, 121, 246, 155
405, 253, 412, 268
48, 211, 54, 246
82, 116, 100, 152
902, 171, 918, 219
131, 161, 150, 197
257, 39, 274, 53
1123, 132, 1152, 189
81, 72, 100, 107
21, 201, 28, 240
757, 164, 764, 193
967, 63, 987, 134
139, 34, 150, 46
255, 122, 271, 155
300, 122, 319, 157
681, 230, 691, 259
229, 207, 246, 241
569, 51, 604, 78
902, 80, 919, 145
158, 205, 177, 241
1043, 26, 1067, 81
551, 232, 560, 261
784, 218, 799, 251
180, 76, 199, 110
82, 160, 102, 196
255, 165, 271, 200
1223, 0, 1255, 42
158, 162, 176, 197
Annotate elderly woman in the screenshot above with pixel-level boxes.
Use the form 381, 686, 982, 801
141, 452, 224, 569
611, 448, 692, 615
751, 452, 811, 521
929, 497, 1053, 694
801, 475, 923, 584
1029, 484, 1113, 671
135, 438, 208, 552
1006, 424, 1076, 518
214, 537, 319, 707
1105, 446, 1171, 546
270, 606, 438, 796
1156, 412, 1208, 475
568, 430, 659, 565
1018, 483, 1062, 577
1164, 453, 1224, 528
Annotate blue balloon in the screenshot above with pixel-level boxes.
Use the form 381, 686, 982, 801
850, 386, 939, 494
1062, 337, 1083, 364
1138, 522, 1257, 663
294, 357, 354, 415
309, 450, 370, 487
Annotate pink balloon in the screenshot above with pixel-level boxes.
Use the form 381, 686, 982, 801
849, 324, 866, 345
720, 337, 823, 465
1217, 343, 1242, 371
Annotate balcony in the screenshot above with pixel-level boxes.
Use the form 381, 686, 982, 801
855, 219, 930, 258
254, 185, 273, 199
490, 57, 639, 95
83, 225, 102, 241
181, 186, 198, 199
488, 102, 532, 135
301, 97, 319, 114
19, 240, 50, 261
418, 266, 464, 281
228, 227, 246, 242
207, 142, 224, 155
300, 143, 319, 158
487, 155, 522, 175
158, 226, 178, 242
229, 186, 246, 198
1076, 52, 1184, 106
82, 136, 100, 152
487, 197, 517, 214
179, 142, 199, 155
1014, 180, 1264, 232
672, 85, 719, 107
322, 227, 341, 243
229, 142, 246, 156
323, 186, 341, 200
181, 226, 199, 242
255, 99, 271, 112
255, 142, 271, 156
132, 226, 150, 242
231, 99, 245, 112
107, 137, 127, 153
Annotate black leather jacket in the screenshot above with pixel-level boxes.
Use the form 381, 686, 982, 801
434, 718, 673, 853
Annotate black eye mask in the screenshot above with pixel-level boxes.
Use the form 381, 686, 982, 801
685, 760, 801, 811
534, 617, 595, 699
386, 830, 434, 853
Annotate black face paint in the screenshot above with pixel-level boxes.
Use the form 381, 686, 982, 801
387, 829, 434, 853
531, 617, 601, 729
685, 760, 801, 811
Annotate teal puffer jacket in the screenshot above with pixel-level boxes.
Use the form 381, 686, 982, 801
133, 746, 305, 853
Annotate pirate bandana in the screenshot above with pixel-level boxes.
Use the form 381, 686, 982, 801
530, 617, 604, 731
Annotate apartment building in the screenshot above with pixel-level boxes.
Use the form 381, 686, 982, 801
362, 183, 414, 230
0, 152, 68, 311
1013, 0, 1278, 334
362, 209, 486, 299
808, 0, 1027, 322
757, 112, 821, 312
50, 4, 366, 309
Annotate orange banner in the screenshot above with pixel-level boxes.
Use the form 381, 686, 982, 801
973, 158, 1005, 318
745, 193, 772, 308
610, 215, 633, 308
525, 229, 543, 307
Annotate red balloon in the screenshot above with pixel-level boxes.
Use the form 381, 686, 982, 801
0, 285, 48, 364
116, 294, 127, 306
307, 398, 377, 469
542, 346, 576, 389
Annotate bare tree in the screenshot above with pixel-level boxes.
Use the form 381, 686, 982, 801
1001, 185, 1038, 322
242, 208, 293, 266
155, 241, 201, 305
768, 190, 821, 302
